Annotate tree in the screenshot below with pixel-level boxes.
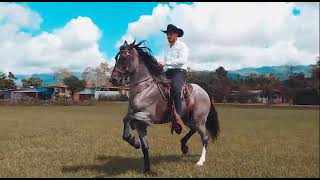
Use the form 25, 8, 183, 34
82, 62, 112, 88
63, 75, 86, 96
0, 78, 15, 89
82, 67, 96, 87
287, 65, 295, 78
8, 72, 16, 80
215, 66, 228, 78
187, 67, 232, 103
22, 77, 42, 88
243, 73, 282, 104
1, 72, 6, 80
95, 62, 112, 87
54, 68, 72, 86
245, 73, 259, 89
310, 57, 320, 90
281, 72, 308, 104
0, 72, 16, 89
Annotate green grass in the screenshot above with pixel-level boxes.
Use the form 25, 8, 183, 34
0, 103, 319, 178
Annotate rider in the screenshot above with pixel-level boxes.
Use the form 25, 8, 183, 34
117, 24, 189, 134
159, 24, 189, 134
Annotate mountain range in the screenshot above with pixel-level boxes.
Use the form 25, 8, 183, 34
11, 65, 313, 86
228, 65, 312, 80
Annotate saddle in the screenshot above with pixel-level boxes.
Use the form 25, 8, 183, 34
160, 80, 193, 105
155, 77, 193, 134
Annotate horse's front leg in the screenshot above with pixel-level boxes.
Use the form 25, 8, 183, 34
136, 122, 150, 173
122, 115, 141, 149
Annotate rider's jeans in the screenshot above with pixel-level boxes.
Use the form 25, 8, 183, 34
165, 68, 186, 116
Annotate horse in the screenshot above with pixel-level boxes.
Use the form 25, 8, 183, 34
109, 40, 220, 173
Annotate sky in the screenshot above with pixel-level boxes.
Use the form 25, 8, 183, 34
0, 2, 319, 74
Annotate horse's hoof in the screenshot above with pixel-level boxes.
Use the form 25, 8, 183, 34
195, 162, 204, 166
143, 167, 150, 174
175, 128, 182, 135
134, 142, 141, 149
181, 144, 189, 155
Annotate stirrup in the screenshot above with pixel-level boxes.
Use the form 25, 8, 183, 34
171, 108, 184, 135
171, 122, 182, 135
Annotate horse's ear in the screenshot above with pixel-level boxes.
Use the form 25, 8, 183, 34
120, 41, 128, 50
128, 40, 136, 50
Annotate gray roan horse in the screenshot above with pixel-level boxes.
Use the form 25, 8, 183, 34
110, 40, 220, 173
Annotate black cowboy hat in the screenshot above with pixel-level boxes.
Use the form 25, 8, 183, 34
161, 24, 184, 37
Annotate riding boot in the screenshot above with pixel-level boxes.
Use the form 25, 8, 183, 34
172, 92, 184, 135
157, 72, 172, 84
172, 105, 184, 135
166, 69, 185, 135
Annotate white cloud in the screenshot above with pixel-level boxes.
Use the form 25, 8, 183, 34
0, 2, 42, 30
0, 3, 107, 75
115, 3, 171, 48
117, 2, 320, 71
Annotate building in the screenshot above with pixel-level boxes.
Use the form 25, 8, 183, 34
44, 84, 71, 100
248, 90, 263, 103
95, 86, 129, 100
271, 90, 283, 104
35, 86, 55, 99
11, 88, 40, 101
0, 89, 13, 100
227, 89, 284, 104
9, 86, 54, 101
73, 87, 95, 102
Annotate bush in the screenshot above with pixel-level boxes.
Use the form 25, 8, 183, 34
75, 99, 95, 106
293, 88, 320, 105
238, 91, 250, 104
251, 97, 258, 103
10, 97, 42, 106
226, 95, 235, 103
98, 94, 128, 101
6, 96, 97, 106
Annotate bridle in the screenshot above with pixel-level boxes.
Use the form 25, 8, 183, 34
113, 45, 168, 101
114, 49, 154, 89
114, 49, 131, 80
113, 67, 126, 75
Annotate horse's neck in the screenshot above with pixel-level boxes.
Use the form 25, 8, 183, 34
129, 58, 151, 84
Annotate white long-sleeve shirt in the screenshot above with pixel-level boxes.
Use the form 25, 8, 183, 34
160, 39, 189, 71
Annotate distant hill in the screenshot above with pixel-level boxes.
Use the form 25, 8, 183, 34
14, 72, 82, 86
228, 65, 312, 80
12, 65, 313, 87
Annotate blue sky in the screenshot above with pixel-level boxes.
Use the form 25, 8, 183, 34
19, 2, 192, 60
0, 2, 318, 74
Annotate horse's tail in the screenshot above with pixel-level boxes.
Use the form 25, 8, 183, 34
206, 99, 220, 142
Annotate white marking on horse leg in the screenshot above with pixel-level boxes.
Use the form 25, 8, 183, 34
196, 146, 206, 166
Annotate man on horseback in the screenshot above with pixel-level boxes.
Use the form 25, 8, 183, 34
111, 30, 219, 172
115, 24, 189, 135
159, 24, 189, 134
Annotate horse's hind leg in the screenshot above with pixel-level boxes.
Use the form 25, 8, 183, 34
180, 129, 196, 154
195, 124, 209, 166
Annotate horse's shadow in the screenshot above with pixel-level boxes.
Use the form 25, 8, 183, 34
61, 154, 199, 177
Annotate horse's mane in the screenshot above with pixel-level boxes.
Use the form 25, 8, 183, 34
134, 40, 164, 75
114, 40, 164, 76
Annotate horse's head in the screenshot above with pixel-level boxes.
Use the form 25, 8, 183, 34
110, 40, 139, 86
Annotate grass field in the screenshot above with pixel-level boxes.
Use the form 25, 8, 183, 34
0, 103, 319, 178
